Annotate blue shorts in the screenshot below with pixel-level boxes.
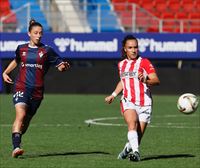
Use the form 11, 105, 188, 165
13, 90, 42, 116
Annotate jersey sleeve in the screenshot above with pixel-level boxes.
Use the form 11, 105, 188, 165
14, 46, 21, 63
141, 59, 156, 74
47, 47, 63, 66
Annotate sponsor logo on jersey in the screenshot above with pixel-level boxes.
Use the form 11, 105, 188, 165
39, 51, 44, 58
22, 52, 26, 56
120, 71, 137, 79
21, 62, 43, 69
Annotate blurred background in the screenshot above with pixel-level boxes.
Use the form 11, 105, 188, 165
0, 0, 200, 95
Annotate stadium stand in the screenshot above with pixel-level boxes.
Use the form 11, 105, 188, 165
0, 0, 17, 32
9, 0, 51, 32
53, 0, 92, 32
80, 0, 124, 32
111, 0, 200, 33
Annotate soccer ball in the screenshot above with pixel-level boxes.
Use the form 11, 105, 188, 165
177, 93, 199, 114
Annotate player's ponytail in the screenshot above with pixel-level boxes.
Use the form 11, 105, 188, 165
28, 18, 43, 32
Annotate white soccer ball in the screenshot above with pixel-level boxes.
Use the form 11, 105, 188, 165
177, 93, 199, 114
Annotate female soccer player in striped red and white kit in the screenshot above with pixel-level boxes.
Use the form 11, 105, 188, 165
105, 35, 160, 162
2, 19, 70, 158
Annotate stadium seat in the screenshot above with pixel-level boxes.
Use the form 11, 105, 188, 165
113, 3, 127, 11
182, 3, 195, 12
168, 0, 180, 3
189, 12, 200, 19
127, 0, 140, 3
86, 0, 123, 32
9, 0, 51, 32
161, 12, 175, 19
182, 0, 194, 3
147, 26, 159, 32
111, 0, 200, 33
0, 0, 17, 32
155, 2, 168, 13
175, 12, 189, 19
168, 2, 181, 12
190, 27, 200, 33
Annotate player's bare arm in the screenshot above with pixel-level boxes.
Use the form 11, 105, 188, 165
105, 81, 123, 104
2, 59, 18, 84
141, 73, 160, 86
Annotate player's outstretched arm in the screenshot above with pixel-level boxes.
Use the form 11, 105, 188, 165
2, 59, 18, 84
138, 72, 160, 86
57, 61, 70, 72
105, 81, 123, 104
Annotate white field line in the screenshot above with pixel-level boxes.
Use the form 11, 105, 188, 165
0, 115, 199, 129
84, 116, 200, 129
0, 123, 71, 127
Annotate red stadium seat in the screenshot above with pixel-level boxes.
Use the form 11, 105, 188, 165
182, 0, 194, 3
155, 2, 168, 12
113, 3, 127, 11
175, 12, 189, 19
120, 12, 132, 26
189, 12, 200, 19
182, 3, 195, 12
161, 12, 175, 19
190, 27, 200, 33
141, 2, 155, 12
156, 0, 166, 3
168, 0, 180, 3
111, 0, 200, 33
127, 0, 140, 3
168, 2, 181, 12
147, 26, 159, 32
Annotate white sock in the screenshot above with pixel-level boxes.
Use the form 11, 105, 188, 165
127, 130, 139, 152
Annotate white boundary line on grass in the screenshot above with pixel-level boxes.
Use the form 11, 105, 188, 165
84, 116, 200, 129
0, 115, 199, 129
0, 123, 71, 127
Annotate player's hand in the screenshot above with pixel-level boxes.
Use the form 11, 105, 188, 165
138, 72, 146, 83
105, 95, 115, 104
58, 61, 70, 72
2, 73, 14, 84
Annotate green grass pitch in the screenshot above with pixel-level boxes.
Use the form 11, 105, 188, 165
0, 94, 199, 168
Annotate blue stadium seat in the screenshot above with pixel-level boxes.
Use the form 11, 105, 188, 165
80, 0, 123, 32
9, 0, 51, 32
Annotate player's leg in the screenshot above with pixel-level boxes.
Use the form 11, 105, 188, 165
12, 103, 27, 158
137, 121, 148, 144
118, 99, 139, 160
21, 99, 41, 134
137, 106, 152, 144
123, 109, 141, 161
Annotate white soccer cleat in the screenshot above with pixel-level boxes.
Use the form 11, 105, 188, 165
12, 147, 24, 158
129, 151, 141, 162
117, 143, 132, 159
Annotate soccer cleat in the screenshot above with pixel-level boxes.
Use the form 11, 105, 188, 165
12, 147, 24, 158
117, 143, 132, 159
129, 151, 141, 162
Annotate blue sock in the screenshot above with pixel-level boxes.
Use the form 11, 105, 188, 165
12, 132, 22, 149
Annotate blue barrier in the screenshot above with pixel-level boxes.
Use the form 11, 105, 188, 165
0, 33, 199, 59
0, 60, 2, 92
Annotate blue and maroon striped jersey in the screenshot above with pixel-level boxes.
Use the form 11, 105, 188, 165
14, 43, 64, 98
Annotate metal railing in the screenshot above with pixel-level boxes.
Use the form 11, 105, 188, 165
0, 1, 199, 33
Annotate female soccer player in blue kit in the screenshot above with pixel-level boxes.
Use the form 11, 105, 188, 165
2, 19, 70, 158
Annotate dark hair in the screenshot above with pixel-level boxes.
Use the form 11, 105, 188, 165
28, 19, 43, 32
121, 35, 138, 59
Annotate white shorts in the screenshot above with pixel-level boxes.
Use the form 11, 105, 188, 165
120, 98, 152, 123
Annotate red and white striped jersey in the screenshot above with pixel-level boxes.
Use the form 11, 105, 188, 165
118, 57, 156, 106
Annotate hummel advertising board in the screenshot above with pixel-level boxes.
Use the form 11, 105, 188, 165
0, 33, 199, 59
